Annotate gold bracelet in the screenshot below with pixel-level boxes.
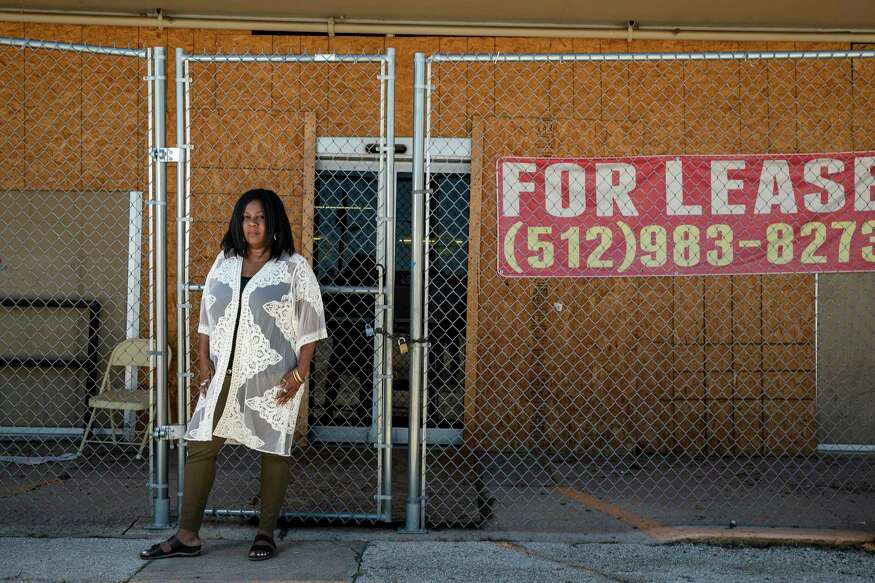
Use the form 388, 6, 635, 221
292, 369, 303, 384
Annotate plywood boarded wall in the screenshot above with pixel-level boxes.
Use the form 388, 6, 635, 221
0, 22, 868, 453
451, 40, 870, 457
0, 23, 151, 427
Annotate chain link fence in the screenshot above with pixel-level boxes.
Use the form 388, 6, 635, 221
2, 36, 874, 536
178, 48, 397, 523
419, 50, 875, 531
0, 38, 155, 529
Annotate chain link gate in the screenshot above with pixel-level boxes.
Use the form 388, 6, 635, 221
410, 49, 875, 532
175, 47, 397, 523
0, 37, 164, 529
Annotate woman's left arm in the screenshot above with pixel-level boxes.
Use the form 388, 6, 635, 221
276, 341, 316, 405
276, 261, 327, 405
296, 341, 316, 379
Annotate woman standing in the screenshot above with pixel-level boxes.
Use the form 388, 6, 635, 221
141, 188, 327, 561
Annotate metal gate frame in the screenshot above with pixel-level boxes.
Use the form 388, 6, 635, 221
406, 48, 875, 532
171, 48, 398, 524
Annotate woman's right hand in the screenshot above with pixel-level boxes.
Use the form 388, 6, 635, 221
198, 361, 215, 397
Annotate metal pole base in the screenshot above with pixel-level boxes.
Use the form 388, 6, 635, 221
399, 501, 427, 534
398, 527, 428, 534
144, 498, 172, 530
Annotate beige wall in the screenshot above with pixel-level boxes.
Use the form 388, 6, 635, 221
0, 190, 134, 426
817, 273, 875, 447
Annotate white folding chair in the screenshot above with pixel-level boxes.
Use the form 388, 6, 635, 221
77, 339, 169, 460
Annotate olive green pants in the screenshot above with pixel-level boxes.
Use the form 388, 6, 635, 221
178, 375, 290, 533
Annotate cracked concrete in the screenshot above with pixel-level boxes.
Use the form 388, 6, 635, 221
2, 530, 874, 582
349, 541, 370, 583
129, 539, 366, 582
355, 541, 875, 583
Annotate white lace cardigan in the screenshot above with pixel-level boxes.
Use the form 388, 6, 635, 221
186, 250, 328, 456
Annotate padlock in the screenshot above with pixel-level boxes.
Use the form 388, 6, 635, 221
364, 323, 375, 338
397, 337, 409, 354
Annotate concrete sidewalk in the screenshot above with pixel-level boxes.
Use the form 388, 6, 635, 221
2, 532, 875, 583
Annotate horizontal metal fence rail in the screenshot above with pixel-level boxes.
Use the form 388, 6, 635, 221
184, 53, 387, 63
0, 35, 147, 57
429, 50, 875, 62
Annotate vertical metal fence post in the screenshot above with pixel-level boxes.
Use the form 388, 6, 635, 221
380, 47, 396, 523
148, 45, 171, 529
146, 47, 156, 524
174, 47, 189, 519
403, 51, 427, 534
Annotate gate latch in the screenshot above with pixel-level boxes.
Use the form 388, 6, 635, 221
150, 147, 182, 163
154, 424, 186, 440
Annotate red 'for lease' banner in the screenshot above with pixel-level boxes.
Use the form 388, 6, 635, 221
496, 152, 875, 278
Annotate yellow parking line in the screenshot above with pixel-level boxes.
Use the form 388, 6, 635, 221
555, 486, 665, 533
555, 487, 875, 547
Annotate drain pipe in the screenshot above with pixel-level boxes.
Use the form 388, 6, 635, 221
1, 11, 874, 42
